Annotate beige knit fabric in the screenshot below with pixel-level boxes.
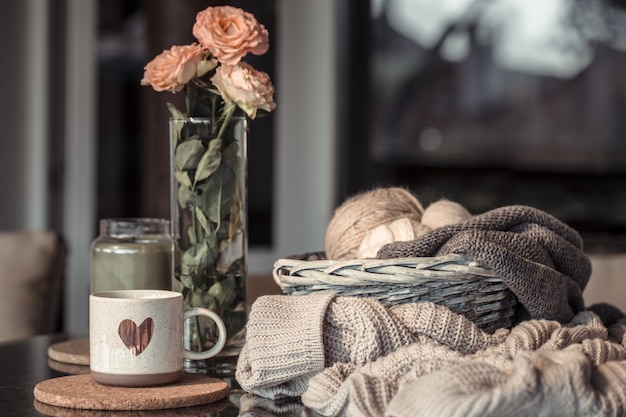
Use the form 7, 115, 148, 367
236, 294, 626, 417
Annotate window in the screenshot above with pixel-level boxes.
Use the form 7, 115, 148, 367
340, 0, 626, 251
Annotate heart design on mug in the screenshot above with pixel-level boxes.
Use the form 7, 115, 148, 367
118, 318, 154, 356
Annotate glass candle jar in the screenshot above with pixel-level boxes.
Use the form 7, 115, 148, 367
90, 218, 173, 293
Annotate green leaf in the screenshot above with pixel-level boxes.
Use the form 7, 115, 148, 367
196, 58, 218, 77
178, 274, 194, 290
190, 87, 219, 118
174, 171, 192, 188
187, 225, 197, 246
166, 103, 186, 119
181, 242, 216, 277
226, 255, 246, 277
170, 119, 184, 150
223, 311, 246, 339
191, 289, 217, 311
208, 139, 241, 247
192, 272, 211, 290
174, 137, 204, 171
177, 184, 197, 209
201, 174, 229, 233
227, 191, 244, 246
208, 275, 237, 307
201, 224, 219, 261
194, 205, 213, 237
194, 139, 223, 183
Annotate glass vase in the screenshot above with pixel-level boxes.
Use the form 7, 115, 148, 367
169, 116, 248, 376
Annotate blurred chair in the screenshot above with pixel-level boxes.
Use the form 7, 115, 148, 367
0, 231, 66, 343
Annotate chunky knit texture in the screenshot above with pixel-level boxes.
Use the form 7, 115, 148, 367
236, 294, 332, 399
236, 294, 626, 417
378, 205, 592, 323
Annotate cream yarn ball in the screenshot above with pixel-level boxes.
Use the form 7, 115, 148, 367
421, 199, 472, 230
324, 187, 424, 260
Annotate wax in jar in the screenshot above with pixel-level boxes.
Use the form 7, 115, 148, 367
90, 218, 173, 293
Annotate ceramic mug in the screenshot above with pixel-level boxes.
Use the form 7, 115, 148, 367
89, 289, 226, 387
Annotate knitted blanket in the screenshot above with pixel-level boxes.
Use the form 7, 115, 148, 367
377, 205, 592, 323
236, 294, 626, 417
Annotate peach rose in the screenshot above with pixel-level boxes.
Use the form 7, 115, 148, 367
211, 62, 275, 119
141, 44, 211, 93
193, 5, 269, 66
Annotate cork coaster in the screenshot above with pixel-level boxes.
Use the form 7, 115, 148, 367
34, 373, 229, 411
48, 338, 90, 365
34, 397, 230, 416
48, 358, 90, 375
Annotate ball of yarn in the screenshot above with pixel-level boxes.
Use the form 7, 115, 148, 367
325, 187, 424, 260
421, 199, 472, 230
357, 217, 416, 259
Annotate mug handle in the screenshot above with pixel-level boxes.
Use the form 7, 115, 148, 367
183, 308, 227, 360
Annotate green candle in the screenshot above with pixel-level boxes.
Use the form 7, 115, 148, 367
90, 218, 173, 293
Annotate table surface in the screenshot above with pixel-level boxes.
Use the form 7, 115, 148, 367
0, 333, 307, 417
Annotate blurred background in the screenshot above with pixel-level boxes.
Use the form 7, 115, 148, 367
1, 0, 626, 335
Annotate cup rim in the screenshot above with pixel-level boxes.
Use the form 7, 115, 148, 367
91, 289, 181, 301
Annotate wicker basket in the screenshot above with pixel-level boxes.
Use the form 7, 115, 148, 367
273, 253, 518, 333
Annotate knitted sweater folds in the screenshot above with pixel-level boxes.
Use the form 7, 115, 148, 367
236, 294, 626, 417
378, 205, 592, 324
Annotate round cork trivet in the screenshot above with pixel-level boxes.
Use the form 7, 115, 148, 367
48, 338, 90, 365
34, 373, 229, 411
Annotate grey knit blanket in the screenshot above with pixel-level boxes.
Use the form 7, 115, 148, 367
377, 205, 592, 324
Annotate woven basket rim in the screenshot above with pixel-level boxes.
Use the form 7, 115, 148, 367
273, 253, 502, 289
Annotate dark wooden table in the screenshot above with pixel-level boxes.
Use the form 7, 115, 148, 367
0, 333, 306, 417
